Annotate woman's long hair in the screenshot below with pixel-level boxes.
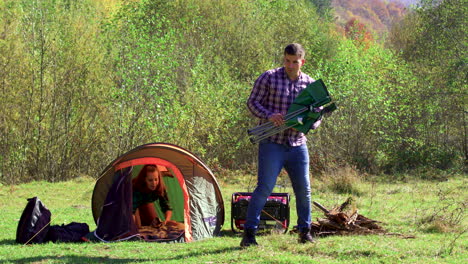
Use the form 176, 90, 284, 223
132, 164, 167, 196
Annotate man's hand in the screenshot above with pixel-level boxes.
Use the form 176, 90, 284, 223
312, 106, 324, 113
269, 113, 285, 127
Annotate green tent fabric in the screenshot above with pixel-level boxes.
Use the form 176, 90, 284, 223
130, 165, 185, 223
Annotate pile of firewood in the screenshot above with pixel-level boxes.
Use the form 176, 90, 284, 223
310, 197, 389, 237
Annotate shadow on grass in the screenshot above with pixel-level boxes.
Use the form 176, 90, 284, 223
0, 239, 16, 245
11, 247, 243, 263
219, 228, 291, 238
219, 229, 242, 238
160, 247, 243, 261
10, 255, 152, 263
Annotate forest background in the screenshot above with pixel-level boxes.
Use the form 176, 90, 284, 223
0, 0, 466, 184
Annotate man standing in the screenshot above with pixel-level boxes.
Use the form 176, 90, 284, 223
242, 43, 315, 247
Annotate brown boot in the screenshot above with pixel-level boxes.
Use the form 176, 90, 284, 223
298, 228, 316, 243
240, 228, 258, 247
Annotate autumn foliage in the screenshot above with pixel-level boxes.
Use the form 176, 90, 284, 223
333, 0, 407, 38
0, 0, 464, 183
344, 18, 374, 47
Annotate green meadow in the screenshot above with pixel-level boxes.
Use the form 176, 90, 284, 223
1, 174, 466, 264
0, 2, 466, 263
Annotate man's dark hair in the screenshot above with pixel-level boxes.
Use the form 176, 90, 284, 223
284, 43, 305, 58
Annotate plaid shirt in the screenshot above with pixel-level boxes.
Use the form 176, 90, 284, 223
247, 67, 315, 146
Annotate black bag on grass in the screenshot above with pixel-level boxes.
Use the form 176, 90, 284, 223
46, 222, 90, 243
16, 197, 51, 244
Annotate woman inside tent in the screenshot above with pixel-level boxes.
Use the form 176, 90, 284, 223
132, 164, 173, 228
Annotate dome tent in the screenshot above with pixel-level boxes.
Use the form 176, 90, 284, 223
90, 143, 224, 242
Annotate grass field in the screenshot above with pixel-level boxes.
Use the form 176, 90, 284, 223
0, 173, 466, 263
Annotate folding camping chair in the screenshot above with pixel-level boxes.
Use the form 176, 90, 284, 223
247, 79, 336, 144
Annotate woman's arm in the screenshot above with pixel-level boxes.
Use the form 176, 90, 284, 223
164, 210, 173, 224
133, 208, 142, 228
159, 191, 173, 224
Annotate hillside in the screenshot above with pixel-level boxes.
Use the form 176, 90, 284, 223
392, 0, 419, 6
332, 0, 408, 38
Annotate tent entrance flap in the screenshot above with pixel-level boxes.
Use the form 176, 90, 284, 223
95, 167, 138, 242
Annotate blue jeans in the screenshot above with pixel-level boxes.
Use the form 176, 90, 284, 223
245, 140, 311, 231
